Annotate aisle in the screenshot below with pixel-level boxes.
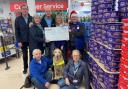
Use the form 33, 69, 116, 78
0, 56, 84, 89
0, 56, 59, 89
0, 56, 31, 89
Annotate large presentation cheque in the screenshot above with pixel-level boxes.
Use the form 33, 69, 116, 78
44, 26, 69, 41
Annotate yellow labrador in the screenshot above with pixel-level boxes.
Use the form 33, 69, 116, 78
53, 48, 65, 79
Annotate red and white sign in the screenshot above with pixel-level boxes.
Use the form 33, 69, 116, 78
10, 2, 68, 12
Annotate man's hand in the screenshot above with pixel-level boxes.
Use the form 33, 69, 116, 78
45, 82, 50, 88
45, 39, 50, 43
18, 42, 22, 48
29, 22, 33, 28
65, 78, 70, 85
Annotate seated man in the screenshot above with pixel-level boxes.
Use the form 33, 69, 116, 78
30, 49, 53, 89
58, 50, 89, 89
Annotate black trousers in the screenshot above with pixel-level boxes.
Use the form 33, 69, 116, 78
21, 42, 29, 70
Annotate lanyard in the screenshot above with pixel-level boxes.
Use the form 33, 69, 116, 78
73, 63, 79, 76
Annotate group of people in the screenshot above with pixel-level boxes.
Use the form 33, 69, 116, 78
30, 49, 89, 89
15, 5, 89, 89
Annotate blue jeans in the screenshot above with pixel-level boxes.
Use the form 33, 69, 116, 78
31, 71, 53, 89
58, 78, 78, 89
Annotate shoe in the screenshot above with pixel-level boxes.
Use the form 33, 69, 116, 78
23, 69, 27, 74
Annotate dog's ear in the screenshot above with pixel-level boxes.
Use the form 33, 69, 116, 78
59, 50, 62, 55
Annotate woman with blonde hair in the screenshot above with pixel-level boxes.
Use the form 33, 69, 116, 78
54, 15, 68, 63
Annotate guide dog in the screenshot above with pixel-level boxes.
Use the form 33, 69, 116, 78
53, 48, 65, 79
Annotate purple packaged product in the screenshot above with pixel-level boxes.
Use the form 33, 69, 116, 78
104, 11, 119, 18
104, 61, 120, 68
106, 55, 121, 61
106, 73, 119, 80
107, 37, 122, 43
107, 30, 122, 37
98, 9, 104, 14
93, 1, 99, 5
105, 17, 119, 22
119, 1, 126, 7
92, 6, 98, 11
98, 0, 113, 3
105, 23, 123, 31
108, 43, 121, 49
98, 3, 113, 9
106, 49, 121, 55
92, 10, 97, 14
120, 6, 127, 12
104, 77, 118, 86
105, 66, 119, 72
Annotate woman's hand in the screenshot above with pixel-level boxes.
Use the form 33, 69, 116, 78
18, 42, 22, 48
45, 82, 50, 88
65, 78, 70, 85
61, 46, 64, 50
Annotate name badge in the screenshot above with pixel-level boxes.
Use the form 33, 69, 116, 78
77, 26, 79, 29
73, 80, 78, 83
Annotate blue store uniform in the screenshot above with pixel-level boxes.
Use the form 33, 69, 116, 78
69, 22, 85, 55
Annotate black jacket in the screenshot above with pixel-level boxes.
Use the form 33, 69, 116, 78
15, 15, 32, 42
29, 24, 44, 52
40, 15, 55, 29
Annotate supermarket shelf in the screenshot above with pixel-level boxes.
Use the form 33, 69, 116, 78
89, 68, 106, 89
87, 52, 119, 74
93, 39, 121, 50
0, 48, 16, 60
90, 83, 94, 89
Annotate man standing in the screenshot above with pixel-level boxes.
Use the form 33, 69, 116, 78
41, 7, 55, 58
69, 11, 85, 59
15, 5, 32, 74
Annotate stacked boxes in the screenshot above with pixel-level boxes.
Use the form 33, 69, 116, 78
88, 40, 121, 72
89, 0, 123, 89
118, 19, 128, 89
88, 56, 119, 89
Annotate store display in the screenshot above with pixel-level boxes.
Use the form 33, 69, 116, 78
0, 19, 16, 59
89, 0, 125, 89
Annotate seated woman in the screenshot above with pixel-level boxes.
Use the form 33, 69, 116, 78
58, 50, 89, 89
30, 49, 53, 89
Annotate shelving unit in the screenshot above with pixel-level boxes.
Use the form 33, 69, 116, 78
89, 68, 106, 88
88, 52, 119, 74
90, 83, 94, 89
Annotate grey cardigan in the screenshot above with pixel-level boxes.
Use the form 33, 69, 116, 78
64, 59, 89, 89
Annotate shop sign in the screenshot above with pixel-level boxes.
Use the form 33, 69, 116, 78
10, 2, 68, 12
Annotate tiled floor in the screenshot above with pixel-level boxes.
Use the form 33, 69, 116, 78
0, 56, 84, 89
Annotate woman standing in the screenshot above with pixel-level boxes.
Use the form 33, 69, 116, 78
54, 15, 68, 63
29, 14, 44, 60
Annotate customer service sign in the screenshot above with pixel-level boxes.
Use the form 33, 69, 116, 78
10, 2, 68, 12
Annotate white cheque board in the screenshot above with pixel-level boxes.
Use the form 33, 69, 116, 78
44, 26, 69, 41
